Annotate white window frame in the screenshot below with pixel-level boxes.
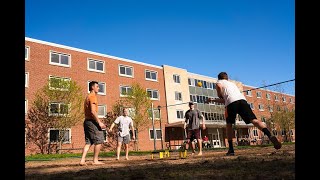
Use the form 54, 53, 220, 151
258, 104, 264, 111
49, 75, 71, 91
149, 128, 162, 140
289, 98, 293, 104
98, 105, 107, 118
146, 88, 159, 100
25, 46, 30, 61
252, 127, 259, 137
173, 74, 181, 83
119, 64, 134, 78
48, 128, 71, 144
282, 96, 286, 102
87, 81, 106, 95
268, 106, 273, 112
176, 110, 184, 119
49, 51, 71, 67
25, 99, 28, 115
274, 95, 279, 101
25, 72, 29, 87
266, 93, 271, 100
175, 91, 182, 101
148, 108, 160, 120
249, 102, 254, 109
145, 70, 158, 81
245, 90, 252, 96
256, 91, 262, 98
188, 78, 195, 86
49, 102, 71, 117
87, 58, 105, 73
120, 85, 132, 97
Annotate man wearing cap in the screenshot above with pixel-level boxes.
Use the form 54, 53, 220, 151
184, 101, 206, 156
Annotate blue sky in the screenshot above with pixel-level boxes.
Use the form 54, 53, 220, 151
25, 0, 295, 95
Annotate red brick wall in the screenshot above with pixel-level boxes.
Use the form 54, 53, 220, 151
25, 40, 167, 154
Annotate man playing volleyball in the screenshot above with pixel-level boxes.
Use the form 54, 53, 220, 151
207, 72, 281, 156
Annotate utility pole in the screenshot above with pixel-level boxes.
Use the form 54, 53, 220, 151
151, 103, 156, 151
158, 105, 163, 150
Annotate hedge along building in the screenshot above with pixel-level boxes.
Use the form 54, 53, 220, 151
25, 37, 167, 155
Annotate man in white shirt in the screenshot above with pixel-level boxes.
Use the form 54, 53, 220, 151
109, 108, 135, 160
207, 72, 281, 156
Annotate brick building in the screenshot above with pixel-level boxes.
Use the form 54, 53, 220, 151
25, 37, 295, 155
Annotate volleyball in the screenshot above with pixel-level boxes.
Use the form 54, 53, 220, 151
197, 82, 202, 87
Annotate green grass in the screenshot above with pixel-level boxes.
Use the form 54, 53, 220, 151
25, 142, 294, 161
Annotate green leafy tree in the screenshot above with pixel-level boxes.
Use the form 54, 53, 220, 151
26, 78, 84, 154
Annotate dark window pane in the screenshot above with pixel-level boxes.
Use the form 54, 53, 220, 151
146, 71, 151, 79
96, 62, 103, 71
156, 130, 161, 139
126, 68, 132, 75
89, 61, 95, 69
151, 72, 156, 80
98, 83, 105, 93
61, 55, 69, 65
51, 53, 59, 63
50, 130, 59, 142
153, 91, 158, 98
120, 66, 126, 74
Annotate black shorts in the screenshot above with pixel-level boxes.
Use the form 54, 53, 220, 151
83, 119, 104, 145
225, 100, 257, 124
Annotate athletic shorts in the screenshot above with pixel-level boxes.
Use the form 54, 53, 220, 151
117, 134, 130, 144
83, 119, 104, 145
187, 129, 201, 142
225, 99, 257, 124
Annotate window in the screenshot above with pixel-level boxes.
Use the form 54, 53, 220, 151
281, 129, 286, 136
249, 102, 254, 109
276, 106, 281, 111
48, 128, 71, 143
282, 96, 286, 102
119, 65, 133, 77
147, 89, 159, 100
148, 109, 160, 119
98, 105, 107, 118
261, 116, 266, 123
87, 81, 106, 95
149, 129, 162, 140
87, 58, 105, 73
49, 76, 71, 91
25, 72, 29, 87
188, 78, 195, 86
50, 51, 71, 67
266, 93, 271, 100
25, 46, 29, 60
190, 94, 197, 103
274, 95, 279, 101
25, 100, 28, 115
120, 85, 132, 96
272, 129, 278, 136
49, 102, 70, 116
176, 110, 184, 119
175, 91, 182, 101
256, 91, 262, 98
258, 104, 264, 111
268, 106, 273, 112
289, 129, 294, 136
289, 98, 294, 103
245, 90, 252, 96
145, 70, 157, 81
173, 74, 180, 83
252, 128, 258, 137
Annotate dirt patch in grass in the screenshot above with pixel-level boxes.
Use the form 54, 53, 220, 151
25, 144, 295, 179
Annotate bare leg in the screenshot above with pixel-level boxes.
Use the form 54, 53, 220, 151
92, 144, 104, 164
197, 139, 203, 156
116, 142, 122, 160
80, 144, 91, 165
125, 144, 129, 160
191, 141, 196, 155
251, 119, 267, 130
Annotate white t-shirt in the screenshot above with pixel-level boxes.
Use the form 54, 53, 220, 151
216, 79, 246, 106
114, 115, 133, 137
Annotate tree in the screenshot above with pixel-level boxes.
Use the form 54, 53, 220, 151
265, 85, 295, 142
105, 82, 152, 151
26, 78, 84, 154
